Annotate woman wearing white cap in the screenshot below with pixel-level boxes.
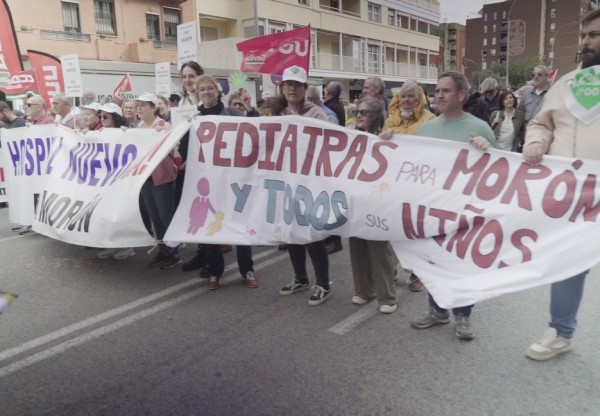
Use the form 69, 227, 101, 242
135, 93, 181, 269
270, 65, 333, 306
95, 102, 136, 260
189, 75, 259, 290
80, 102, 103, 132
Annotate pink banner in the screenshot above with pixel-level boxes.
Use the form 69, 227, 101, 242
0, 0, 24, 88
236, 26, 311, 75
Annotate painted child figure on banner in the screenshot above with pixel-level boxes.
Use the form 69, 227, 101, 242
522, 8, 600, 361
188, 177, 216, 234
408, 71, 497, 341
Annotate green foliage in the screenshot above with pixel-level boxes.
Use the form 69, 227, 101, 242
468, 55, 545, 91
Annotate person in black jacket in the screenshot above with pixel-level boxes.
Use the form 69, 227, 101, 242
463, 89, 489, 122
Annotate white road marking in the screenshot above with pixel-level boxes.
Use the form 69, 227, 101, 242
0, 249, 286, 378
0, 234, 32, 244
328, 302, 379, 335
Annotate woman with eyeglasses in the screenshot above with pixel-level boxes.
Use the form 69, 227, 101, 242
227, 90, 259, 117
269, 66, 333, 306
490, 90, 525, 152
121, 100, 139, 128
380, 80, 436, 293
349, 96, 399, 314
95, 102, 135, 261
192, 75, 260, 290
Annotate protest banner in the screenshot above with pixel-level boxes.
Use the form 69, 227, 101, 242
236, 26, 310, 75
177, 21, 197, 69
0, 122, 190, 246
155, 62, 171, 97
113, 74, 134, 100
60, 54, 83, 97
1, 70, 40, 100
165, 115, 600, 308
170, 105, 197, 127
0, 139, 7, 203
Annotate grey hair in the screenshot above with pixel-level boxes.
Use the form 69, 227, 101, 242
366, 76, 385, 95
325, 81, 342, 99
399, 80, 421, 101
52, 93, 73, 106
479, 77, 498, 94
533, 65, 551, 75
306, 86, 323, 105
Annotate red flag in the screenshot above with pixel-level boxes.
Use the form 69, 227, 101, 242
548, 68, 559, 86
113, 74, 134, 99
27, 50, 64, 108
0, 0, 24, 88
236, 26, 311, 76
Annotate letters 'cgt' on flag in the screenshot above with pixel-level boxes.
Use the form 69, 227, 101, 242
1, 70, 39, 100
236, 25, 311, 76
113, 74, 134, 99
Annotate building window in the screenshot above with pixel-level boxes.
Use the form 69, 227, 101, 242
368, 3, 380, 22
94, 0, 116, 35
483, 38, 487, 46
164, 7, 181, 44
502, 11, 507, 19
482, 50, 487, 61
484, 13, 488, 21
146, 14, 159, 40
484, 25, 487, 33
418, 20, 428, 34
492, 37, 496, 45
551, 8, 556, 18
388, 9, 401, 26
492, 49, 496, 56
330, 0, 340, 11
367, 44, 380, 72
550, 22, 556, 31
493, 12, 497, 20
298, 0, 309, 5
430, 25, 439, 36
493, 24, 496, 32
268, 21, 286, 34
62, 1, 81, 33
200, 27, 218, 41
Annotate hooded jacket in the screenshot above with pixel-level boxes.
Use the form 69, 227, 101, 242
383, 87, 436, 135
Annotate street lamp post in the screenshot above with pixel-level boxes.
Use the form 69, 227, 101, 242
550, 21, 578, 69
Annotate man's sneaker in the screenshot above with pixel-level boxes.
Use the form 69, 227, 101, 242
308, 285, 331, 306
454, 315, 475, 341
149, 252, 169, 267
411, 307, 450, 329
112, 247, 135, 260
242, 271, 259, 288
0, 292, 17, 314
526, 328, 573, 361
159, 255, 182, 270
380, 304, 398, 314
97, 248, 118, 259
18, 226, 32, 235
207, 275, 220, 290
352, 295, 370, 305
325, 238, 343, 254
408, 273, 424, 292
279, 278, 310, 296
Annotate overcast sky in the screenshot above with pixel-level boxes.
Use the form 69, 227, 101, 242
438, 0, 504, 24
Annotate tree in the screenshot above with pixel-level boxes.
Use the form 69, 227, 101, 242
492, 55, 545, 90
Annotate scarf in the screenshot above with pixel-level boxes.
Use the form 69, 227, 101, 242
198, 101, 224, 116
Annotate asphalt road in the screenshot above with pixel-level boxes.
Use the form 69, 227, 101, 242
0, 206, 599, 416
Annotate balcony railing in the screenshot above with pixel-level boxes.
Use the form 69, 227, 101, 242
40, 29, 91, 42
153, 40, 177, 49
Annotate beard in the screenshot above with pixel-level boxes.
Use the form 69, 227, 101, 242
581, 48, 600, 68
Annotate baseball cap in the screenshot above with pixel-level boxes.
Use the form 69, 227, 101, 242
169, 92, 182, 102
136, 92, 158, 106
282, 66, 308, 84
81, 102, 103, 112
100, 102, 123, 116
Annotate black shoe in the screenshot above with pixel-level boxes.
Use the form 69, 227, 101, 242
325, 239, 343, 254
149, 252, 169, 267
199, 266, 214, 279
278, 244, 288, 251
182, 252, 205, 272
160, 255, 182, 270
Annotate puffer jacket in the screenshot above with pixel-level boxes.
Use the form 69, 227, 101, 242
383, 87, 436, 135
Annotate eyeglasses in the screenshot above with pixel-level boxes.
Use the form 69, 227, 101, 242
100, 114, 112, 120
26, 103, 40, 107
232, 102, 244, 107
199, 86, 216, 93
356, 109, 372, 117
532, 72, 546, 78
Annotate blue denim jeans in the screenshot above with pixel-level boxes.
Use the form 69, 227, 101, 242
549, 270, 588, 339
429, 293, 473, 317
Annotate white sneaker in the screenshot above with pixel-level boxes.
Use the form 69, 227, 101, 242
352, 295, 370, 305
112, 247, 135, 260
97, 248, 117, 259
526, 328, 572, 361
379, 304, 398, 314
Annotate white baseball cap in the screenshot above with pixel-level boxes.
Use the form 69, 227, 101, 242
81, 102, 103, 112
282, 66, 308, 84
136, 92, 158, 106
100, 102, 123, 116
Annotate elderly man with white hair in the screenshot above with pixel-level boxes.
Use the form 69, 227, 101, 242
25, 95, 54, 125
52, 93, 84, 129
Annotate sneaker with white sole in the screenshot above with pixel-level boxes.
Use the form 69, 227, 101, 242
411, 307, 450, 329
97, 248, 118, 259
454, 315, 475, 340
279, 278, 309, 296
352, 295, 370, 305
308, 285, 331, 306
526, 328, 572, 361
380, 304, 397, 314
112, 247, 135, 260
243, 271, 259, 288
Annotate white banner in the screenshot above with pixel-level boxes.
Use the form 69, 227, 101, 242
165, 115, 600, 308
177, 21, 197, 69
60, 54, 83, 98
1, 123, 190, 246
155, 62, 171, 97
0, 138, 7, 203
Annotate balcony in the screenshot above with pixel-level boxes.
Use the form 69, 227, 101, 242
40, 30, 91, 42
319, 0, 360, 18
153, 41, 177, 49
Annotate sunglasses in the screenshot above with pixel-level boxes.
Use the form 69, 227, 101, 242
532, 73, 546, 77
26, 103, 40, 107
356, 109, 372, 117
100, 114, 112, 120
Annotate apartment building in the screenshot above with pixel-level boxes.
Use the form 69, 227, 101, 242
196, 0, 441, 99
4, 0, 194, 100
439, 23, 465, 73
465, 0, 591, 88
